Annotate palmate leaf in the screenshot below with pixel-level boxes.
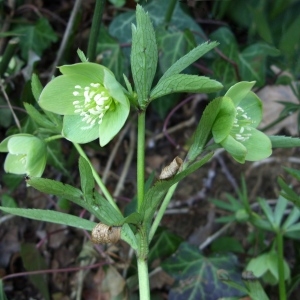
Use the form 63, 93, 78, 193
161, 242, 244, 300
27, 177, 124, 226
0, 207, 96, 231
131, 5, 158, 108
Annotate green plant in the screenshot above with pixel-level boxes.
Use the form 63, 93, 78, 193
1, 1, 300, 299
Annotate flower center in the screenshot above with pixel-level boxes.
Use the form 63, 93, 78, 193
231, 106, 253, 142
72, 83, 114, 125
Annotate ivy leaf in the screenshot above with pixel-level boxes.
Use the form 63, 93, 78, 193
11, 18, 57, 60
162, 242, 245, 299
0, 207, 96, 230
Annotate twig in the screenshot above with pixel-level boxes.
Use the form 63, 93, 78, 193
103, 120, 133, 183
0, 81, 21, 131
114, 125, 136, 198
48, 0, 82, 79
199, 222, 232, 250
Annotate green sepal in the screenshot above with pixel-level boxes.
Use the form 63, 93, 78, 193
225, 81, 256, 106
212, 96, 236, 143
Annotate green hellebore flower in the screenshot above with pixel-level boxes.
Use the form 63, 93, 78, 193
39, 63, 130, 146
212, 81, 272, 163
0, 134, 47, 177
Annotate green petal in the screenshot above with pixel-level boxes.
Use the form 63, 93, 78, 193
99, 103, 130, 146
4, 135, 47, 177
62, 115, 99, 143
4, 153, 27, 174
242, 128, 272, 161
59, 63, 112, 84
221, 135, 247, 163
0, 134, 32, 152
239, 91, 263, 127
225, 81, 255, 106
212, 96, 236, 143
103, 71, 129, 107
39, 75, 92, 114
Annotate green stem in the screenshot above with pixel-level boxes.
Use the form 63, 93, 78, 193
276, 231, 287, 300
164, 0, 177, 27
87, 0, 105, 61
149, 183, 178, 242
137, 257, 150, 300
0, 37, 19, 77
73, 143, 121, 213
137, 111, 146, 212
44, 134, 63, 143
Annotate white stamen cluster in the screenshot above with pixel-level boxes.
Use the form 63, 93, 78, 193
72, 83, 112, 125
232, 106, 253, 142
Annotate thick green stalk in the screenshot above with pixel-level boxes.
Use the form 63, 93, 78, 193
137, 257, 150, 300
149, 183, 178, 242
87, 0, 105, 61
276, 231, 287, 300
137, 112, 146, 212
73, 143, 121, 213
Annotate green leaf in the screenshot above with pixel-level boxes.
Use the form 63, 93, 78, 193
0, 280, 8, 300
121, 223, 138, 250
283, 167, 300, 181
187, 97, 223, 162
31, 73, 43, 102
141, 152, 213, 225
21, 243, 50, 300
1, 194, 17, 208
109, 0, 206, 60
78, 156, 94, 197
27, 177, 82, 199
89, 192, 125, 226
150, 74, 223, 100
273, 196, 288, 227
0, 207, 97, 230
131, 5, 158, 108
279, 15, 300, 60
148, 229, 183, 265
11, 18, 58, 60
270, 135, 300, 148
211, 236, 244, 253
159, 41, 219, 82
257, 197, 275, 227
123, 212, 142, 225
46, 142, 69, 176
282, 206, 300, 231
238, 43, 280, 87
23, 102, 59, 131
162, 242, 245, 299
